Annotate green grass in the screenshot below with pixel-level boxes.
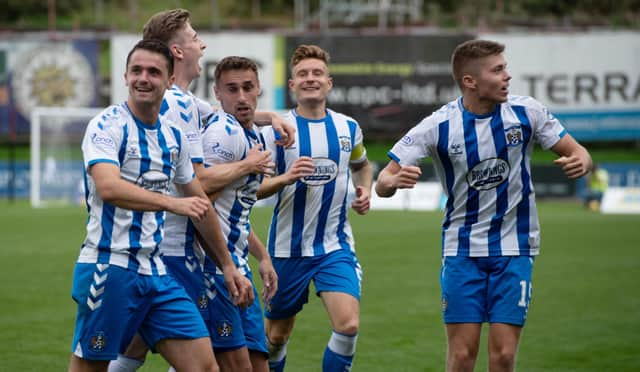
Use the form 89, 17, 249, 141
0, 200, 639, 371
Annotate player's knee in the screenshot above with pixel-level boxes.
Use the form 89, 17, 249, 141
333, 317, 359, 335
489, 347, 516, 369
449, 346, 479, 366
267, 331, 289, 346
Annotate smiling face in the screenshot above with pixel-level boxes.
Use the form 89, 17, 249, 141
289, 57, 333, 107
215, 68, 260, 127
125, 48, 172, 108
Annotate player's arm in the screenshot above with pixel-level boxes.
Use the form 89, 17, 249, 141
176, 178, 254, 307
375, 160, 422, 198
550, 134, 593, 179
256, 156, 315, 199
350, 158, 373, 215
196, 145, 275, 195
90, 162, 209, 219
247, 228, 277, 304
254, 111, 295, 148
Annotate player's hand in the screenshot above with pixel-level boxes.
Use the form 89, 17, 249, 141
244, 144, 275, 176
394, 166, 422, 189
222, 265, 255, 309
258, 258, 278, 305
554, 155, 590, 179
271, 117, 296, 148
283, 156, 315, 185
351, 186, 371, 215
169, 196, 210, 222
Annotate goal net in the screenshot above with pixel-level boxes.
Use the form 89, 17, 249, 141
30, 106, 101, 207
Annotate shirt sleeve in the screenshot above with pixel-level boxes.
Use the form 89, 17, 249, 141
81, 115, 122, 169
388, 116, 434, 166
530, 100, 567, 150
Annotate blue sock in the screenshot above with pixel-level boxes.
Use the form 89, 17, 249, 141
322, 331, 358, 372
268, 339, 288, 372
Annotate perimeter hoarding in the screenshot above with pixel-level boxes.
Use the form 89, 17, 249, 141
284, 33, 473, 141
111, 33, 279, 111
481, 32, 640, 141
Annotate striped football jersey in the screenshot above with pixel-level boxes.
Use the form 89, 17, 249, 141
79, 103, 193, 275
389, 95, 567, 257
261, 109, 367, 258
202, 109, 265, 275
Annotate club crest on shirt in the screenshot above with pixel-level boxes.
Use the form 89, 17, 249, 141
197, 292, 209, 309
505, 126, 524, 147
449, 143, 463, 156
89, 332, 106, 352
302, 157, 338, 186
216, 320, 233, 337
339, 136, 352, 152
466, 158, 510, 190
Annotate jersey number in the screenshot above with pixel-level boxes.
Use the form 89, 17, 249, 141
518, 280, 532, 307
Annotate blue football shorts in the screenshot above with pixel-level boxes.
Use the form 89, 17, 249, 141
204, 271, 268, 355
70, 262, 208, 360
440, 256, 534, 326
265, 249, 363, 320
163, 255, 210, 321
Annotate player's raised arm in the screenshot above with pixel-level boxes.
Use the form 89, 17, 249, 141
375, 160, 422, 198
257, 156, 315, 199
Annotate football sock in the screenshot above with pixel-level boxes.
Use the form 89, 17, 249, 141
322, 331, 358, 372
267, 339, 288, 372
107, 355, 144, 372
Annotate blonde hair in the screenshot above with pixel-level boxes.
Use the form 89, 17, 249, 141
142, 9, 191, 45
290, 44, 330, 70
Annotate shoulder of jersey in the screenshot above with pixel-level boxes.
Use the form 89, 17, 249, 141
203, 110, 241, 135
92, 104, 129, 131
327, 108, 358, 124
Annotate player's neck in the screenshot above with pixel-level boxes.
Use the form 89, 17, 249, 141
126, 99, 160, 126
462, 94, 498, 116
296, 103, 326, 120
173, 74, 192, 92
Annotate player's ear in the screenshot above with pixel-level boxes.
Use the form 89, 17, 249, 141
213, 84, 221, 101
462, 74, 476, 90
168, 73, 175, 88
170, 44, 183, 60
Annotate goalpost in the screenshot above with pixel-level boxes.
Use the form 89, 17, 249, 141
30, 106, 101, 207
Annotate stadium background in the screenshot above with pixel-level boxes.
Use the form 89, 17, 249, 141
0, 1, 639, 370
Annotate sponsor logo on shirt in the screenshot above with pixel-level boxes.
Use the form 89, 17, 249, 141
401, 135, 413, 145
236, 180, 260, 209
466, 158, 510, 190
136, 170, 170, 193
90, 133, 115, 150
205, 142, 234, 161
302, 157, 338, 186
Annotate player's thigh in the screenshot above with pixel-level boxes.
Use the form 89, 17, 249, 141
215, 346, 251, 372
314, 249, 363, 301
440, 256, 487, 323
164, 255, 211, 320
249, 349, 269, 372
486, 256, 534, 326
70, 263, 147, 361
445, 323, 482, 353
320, 291, 360, 333
208, 273, 249, 352
488, 323, 522, 354
240, 276, 268, 356
156, 337, 217, 372
265, 256, 315, 319
138, 275, 209, 352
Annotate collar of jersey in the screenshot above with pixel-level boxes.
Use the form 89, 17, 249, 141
124, 102, 161, 130
458, 97, 500, 119
292, 108, 328, 122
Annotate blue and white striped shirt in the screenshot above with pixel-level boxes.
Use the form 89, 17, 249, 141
79, 103, 193, 275
202, 109, 265, 275
389, 95, 566, 257
158, 85, 205, 258
262, 109, 367, 258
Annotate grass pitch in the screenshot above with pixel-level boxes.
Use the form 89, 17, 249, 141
0, 200, 638, 371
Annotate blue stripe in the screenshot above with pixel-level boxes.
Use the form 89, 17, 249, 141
458, 111, 480, 257
118, 124, 128, 165
313, 114, 339, 255
97, 202, 115, 263
290, 116, 310, 257
128, 124, 150, 272
160, 98, 169, 116
387, 151, 400, 163
268, 136, 286, 256
88, 159, 118, 167
512, 106, 533, 255
488, 110, 509, 256
227, 199, 245, 260
436, 120, 454, 257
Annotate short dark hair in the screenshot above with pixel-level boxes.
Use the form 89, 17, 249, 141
142, 8, 191, 45
214, 56, 259, 84
126, 39, 174, 76
451, 39, 505, 89
290, 44, 330, 70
